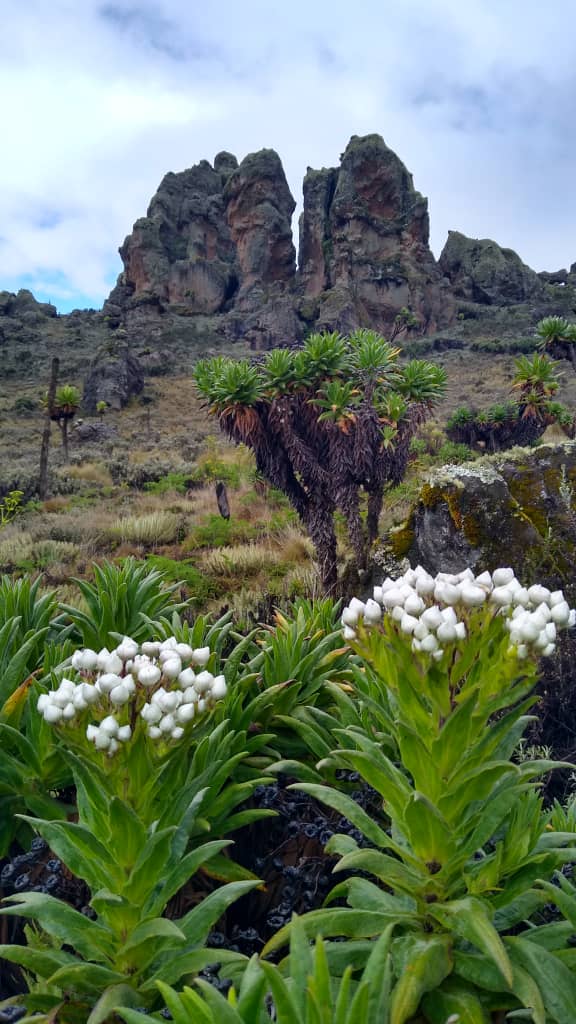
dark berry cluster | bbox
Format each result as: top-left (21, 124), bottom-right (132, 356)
top-left (1, 839), bottom-right (90, 912)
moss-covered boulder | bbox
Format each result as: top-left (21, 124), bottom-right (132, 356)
top-left (390, 442), bottom-right (576, 592)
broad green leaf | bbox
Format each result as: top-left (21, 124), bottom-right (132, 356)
top-left (390, 933), bottom-right (452, 1024)
top-left (506, 937), bottom-right (576, 1024)
top-left (0, 893), bottom-right (113, 962)
top-left (403, 792), bottom-right (454, 865)
top-left (430, 898), bottom-right (513, 986)
top-left (421, 982), bottom-right (489, 1023)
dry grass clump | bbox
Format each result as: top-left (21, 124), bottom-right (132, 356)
top-left (201, 542), bottom-right (275, 577)
top-left (109, 511), bottom-right (184, 547)
top-left (0, 529), bottom-right (35, 571)
top-left (0, 527), bottom-right (80, 572)
top-left (65, 462), bottom-right (113, 486)
top-left (272, 526), bottom-right (315, 563)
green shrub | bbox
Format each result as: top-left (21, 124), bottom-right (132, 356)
top-left (185, 515), bottom-right (258, 550)
top-left (145, 555), bottom-right (218, 609)
top-left (144, 472), bottom-right (191, 495)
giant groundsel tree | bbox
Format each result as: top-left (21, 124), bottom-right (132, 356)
top-left (194, 331), bottom-right (446, 590)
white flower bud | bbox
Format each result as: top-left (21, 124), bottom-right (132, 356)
top-left (175, 643), bottom-right (193, 662)
top-left (400, 613), bottom-right (418, 635)
top-left (211, 675), bottom-right (227, 700)
top-left (37, 694), bottom-right (50, 712)
top-left (569, 610), bottom-right (576, 627)
top-left (108, 738), bottom-right (119, 756)
top-left (343, 625), bottom-right (357, 640)
top-left (141, 702), bottom-right (162, 724)
top-left (475, 571), bottom-right (493, 588)
top-left (373, 586), bottom-right (384, 604)
top-left (142, 641), bottom-right (161, 657)
top-left (115, 637), bottom-right (138, 662)
top-left (148, 726), bottom-right (162, 739)
top-left (435, 582), bottom-right (460, 605)
top-left (404, 593), bottom-right (424, 616)
top-left (342, 607), bottom-right (360, 627)
top-left (491, 587), bottom-right (512, 607)
top-left (110, 684), bottom-right (130, 705)
top-left (71, 650), bottom-right (84, 670)
top-left (177, 703), bottom-right (196, 723)
top-left (513, 587), bottom-right (530, 607)
top-left (516, 644), bottom-right (528, 660)
top-left (182, 686), bottom-right (198, 704)
top-left (519, 619), bottom-right (540, 643)
top-left (197, 699), bottom-right (207, 714)
top-left (545, 622), bottom-right (557, 642)
top-left (102, 653), bottom-right (124, 676)
top-left (535, 602), bottom-right (552, 622)
top-left (432, 648), bottom-right (444, 661)
top-left (390, 605), bottom-right (405, 622)
top-left (550, 601), bottom-right (570, 625)
top-left (455, 622), bottom-right (466, 640)
top-left (441, 607), bottom-right (458, 624)
top-left (382, 588), bottom-right (404, 609)
top-left (170, 727), bottom-right (184, 741)
top-left (460, 585), bottom-right (486, 607)
top-left (542, 643), bottom-right (556, 657)
top-left (158, 690), bottom-right (181, 713)
top-left (413, 619), bottom-right (430, 641)
top-left (97, 672), bottom-right (123, 694)
top-left (99, 715), bottom-right (119, 736)
top-left (178, 667), bottom-right (196, 689)
top-left (159, 714), bottom-right (176, 734)
top-left (437, 622), bottom-right (457, 644)
top-left (96, 647), bottom-right (111, 669)
top-left (162, 657), bottom-right (182, 679)
top-left (160, 637), bottom-right (178, 652)
top-left (192, 646), bottom-right (211, 667)
top-left (72, 693), bottom-right (87, 712)
top-left (62, 702), bottom-right (76, 720)
top-left (493, 568), bottom-right (515, 587)
top-left (117, 725), bottom-right (132, 742)
top-left (363, 598), bottom-right (383, 624)
top-left (528, 584), bottom-right (551, 606)
top-left (138, 665), bottom-right (162, 688)
top-left (82, 683), bottom-right (100, 704)
top-left (94, 729), bottom-right (111, 750)
top-left (194, 671), bottom-right (214, 694)
top-left (549, 591), bottom-right (565, 607)
top-left (86, 724), bottom-right (98, 741)
top-left (421, 634), bottom-right (439, 653)
top-left (421, 606), bottom-right (443, 630)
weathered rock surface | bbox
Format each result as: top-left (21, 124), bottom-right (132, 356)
top-left (104, 147), bottom-right (300, 349)
top-left (82, 342), bottom-right (144, 412)
top-left (299, 135), bottom-right (454, 334)
top-left (439, 230), bottom-right (545, 306)
top-left (389, 442), bottom-right (576, 583)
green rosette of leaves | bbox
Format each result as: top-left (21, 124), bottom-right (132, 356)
top-left (265, 570), bottom-right (576, 1024)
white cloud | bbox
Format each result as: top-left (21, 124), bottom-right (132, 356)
top-left (1, 0), bottom-right (575, 310)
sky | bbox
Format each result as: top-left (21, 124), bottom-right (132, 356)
top-left (1, 0), bottom-right (575, 313)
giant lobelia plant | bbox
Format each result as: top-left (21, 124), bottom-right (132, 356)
top-left (194, 331), bottom-right (446, 590)
top-left (265, 566), bottom-right (576, 1023)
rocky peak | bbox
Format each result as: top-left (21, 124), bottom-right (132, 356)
top-left (439, 230), bottom-right (545, 306)
top-left (297, 134), bottom-right (453, 334)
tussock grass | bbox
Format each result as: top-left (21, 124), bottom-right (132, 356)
top-left (66, 462), bottom-right (113, 486)
top-left (110, 511), bottom-right (183, 547)
top-left (201, 541), bottom-right (276, 577)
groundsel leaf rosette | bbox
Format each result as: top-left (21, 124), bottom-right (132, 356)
top-left (38, 636), bottom-right (228, 755)
top-left (342, 565), bottom-right (575, 660)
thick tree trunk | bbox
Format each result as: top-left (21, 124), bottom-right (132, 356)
top-left (367, 485), bottom-right (384, 544)
top-left (338, 486), bottom-right (367, 568)
top-left (303, 502), bottom-right (338, 593)
top-left (38, 357), bottom-right (59, 500)
top-left (60, 419), bottom-right (69, 462)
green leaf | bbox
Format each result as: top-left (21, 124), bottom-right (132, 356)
top-left (0, 893), bottom-right (113, 962)
top-left (122, 917), bottom-right (186, 957)
top-left (506, 936), bottom-right (576, 1024)
top-left (87, 985), bottom-right (145, 1024)
top-left (47, 963), bottom-right (127, 995)
top-left (0, 944), bottom-right (77, 979)
top-left (17, 816), bottom-right (120, 891)
top-left (402, 792), bottom-right (454, 865)
top-left (421, 982), bottom-right (489, 1023)
top-left (390, 933), bottom-right (452, 1024)
top-left (262, 910), bottom-right (399, 957)
top-left (430, 898), bottom-right (513, 986)
top-left (291, 783), bottom-right (392, 849)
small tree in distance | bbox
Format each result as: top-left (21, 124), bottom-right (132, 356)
top-left (537, 316), bottom-right (576, 370)
top-left (50, 385), bottom-right (81, 462)
top-left (194, 330), bottom-right (447, 591)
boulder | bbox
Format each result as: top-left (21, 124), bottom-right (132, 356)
top-left (439, 230), bottom-right (545, 305)
top-left (388, 442), bottom-right (576, 586)
top-left (82, 343), bottom-right (144, 412)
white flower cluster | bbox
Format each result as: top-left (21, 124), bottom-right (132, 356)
top-left (342, 566), bottom-right (576, 660)
top-left (37, 635), bottom-right (227, 754)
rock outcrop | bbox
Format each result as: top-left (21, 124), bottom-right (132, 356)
top-left (82, 341), bottom-right (144, 412)
top-left (388, 442), bottom-right (576, 584)
top-left (298, 135), bottom-right (454, 334)
top-left (439, 231), bottom-right (545, 306)
top-left (104, 147), bottom-right (301, 349)
top-left (104, 134), bottom-right (455, 349)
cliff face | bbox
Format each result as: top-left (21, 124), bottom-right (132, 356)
top-left (298, 135), bottom-right (453, 333)
top-left (95, 134), bottom-right (576, 356)
top-left (103, 134), bottom-right (455, 348)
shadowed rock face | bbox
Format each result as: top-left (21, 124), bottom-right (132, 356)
top-left (439, 230), bottom-right (545, 305)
